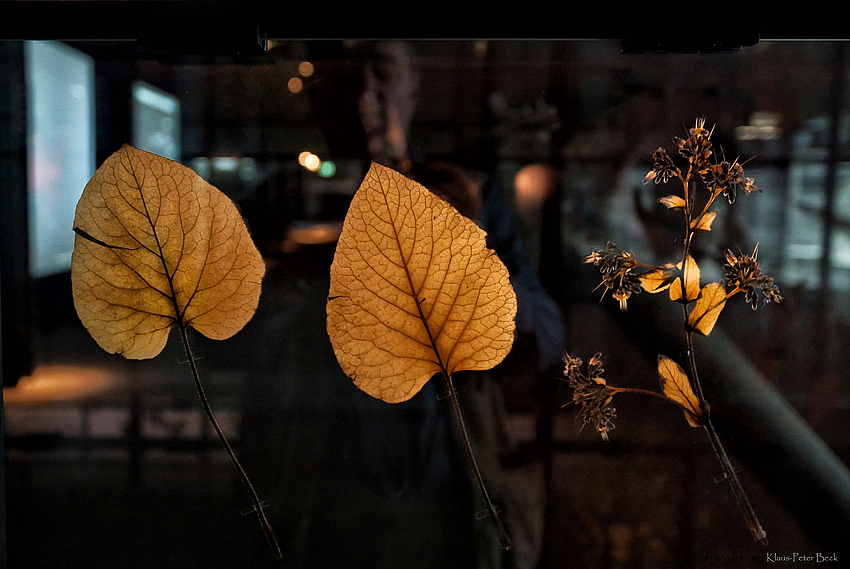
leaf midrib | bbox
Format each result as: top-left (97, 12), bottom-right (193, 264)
top-left (126, 155), bottom-right (184, 328)
top-left (380, 180), bottom-right (449, 377)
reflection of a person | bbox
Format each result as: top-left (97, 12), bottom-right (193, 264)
top-left (240, 41), bottom-right (565, 569)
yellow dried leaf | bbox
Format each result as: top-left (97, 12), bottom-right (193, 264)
top-left (71, 145), bottom-right (265, 359)
top-left (639, 263), bottom-right (677, 294)
top-left (691, 210), bottom-right (717, 232)
top-left (688, 281), bottom-right (727, 336)
top-left (657, 355), bottom-right (702, 427)
top-left (669, 279), bottom-right (682, 302)
top-left (659, 195), bottom-right (687, 210)
top-left (668, 256), bottom-right (700, 303)
top-left (327, 163), bottom-right (517, 403)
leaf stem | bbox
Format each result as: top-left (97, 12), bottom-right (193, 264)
top-left (177, 323), bottom-right (283, 559)
top-left (608, 386), bottom-right (692, 411)
top-left (410, 289), bottom-right (512, 550)
top-left (443, 371), bottom-right (513, 551)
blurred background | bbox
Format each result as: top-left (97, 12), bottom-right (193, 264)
top-left (2, 7), bottom-right (849, 568)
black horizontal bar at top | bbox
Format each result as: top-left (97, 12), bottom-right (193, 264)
top-left (2, 3), bottom-right (833, 47)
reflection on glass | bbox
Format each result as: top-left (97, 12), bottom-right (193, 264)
top-left (24, 40), bottom-right (95, 278)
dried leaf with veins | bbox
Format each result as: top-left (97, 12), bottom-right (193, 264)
top-left (657, 355), bottom-right (702, 427)
top-left (659, 195), bottom-right (686, 210)
top-left (327, 162), bottom-right (517, 403)
top-left (691, 210), bottom-right (718, 232)
top-left (639, 263), bottom-right (678, 294)
top-left (327, 162), bottom-right (517, 550)
top-left (71, 144), bottom-right (265, 359)
top-left (669, 255), bottom-right (701, 303)
top-left (688, 281), bottom-right (727, 336)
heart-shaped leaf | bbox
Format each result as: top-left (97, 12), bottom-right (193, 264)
top-left (326, 162), bottom-right (517, 403)
top-left (71, 145), bottom-right (265, 359)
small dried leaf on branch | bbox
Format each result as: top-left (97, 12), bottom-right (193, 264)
top-left (687, 282), bottom-right (728, 336)
top-left (657, 355), bottom-right (702, 427)
top-left (639, 264), bottom-right (678, 294)
top-left (659, 195), bottom-right (687, 210)
top-left (691, 210), bottom-right (718, 233)
top-left (669, 256), bottom-right (701, 303)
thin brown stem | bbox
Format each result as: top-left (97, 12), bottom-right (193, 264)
top-left (684, 332), bottom-right (766, 543)
top-left (177, 323), bottom-right (283, 560)
top-left (608, 386), bottom-right (690, 409)
top-left (443, 371), bottom-right (513, 551)
top-left (410, 287), bottom-right (512, 550)
top-left (703, 416), bottom-right (769, 545)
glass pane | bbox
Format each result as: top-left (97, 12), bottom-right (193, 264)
top-left (3, 30), bottom-right (849, 569)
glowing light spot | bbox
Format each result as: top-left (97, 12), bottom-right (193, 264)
top-left (318, 160), bottom-right (336, 177)
top-left (514, 163), bottom-right (560, 213)
top-left (4, 365), bottom-right (118, 404)
top-left (288, 77), bottom-right (303, 93)
top-left (211, 156), bottom-right (239, 172)
top-left (298, 61), bottom-right (314, 77)
top-left (297, 152), bottom-right (321, 172)
top-left (287, 221), bottom-right (343, 245)
top-left (304, 155), bottom-right (320, 172)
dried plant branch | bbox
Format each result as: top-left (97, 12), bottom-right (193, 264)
top-left (570, 118), bottom-right (782, 546)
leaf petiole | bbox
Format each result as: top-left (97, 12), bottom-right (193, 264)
top-left (443, 371), bottom-right (513, 551)
top-left (177, 322), bottom-right (283, 560)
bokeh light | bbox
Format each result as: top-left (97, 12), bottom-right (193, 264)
top-left (318, 160), bottom-right (336, 177)
top-left (298, 61), bottom-right (314, 77)
top-left (298, 151), bottom-right (320, 172)
top-left (514, 163), bottom-right (559, 213)
top-left (288, 77), bottom-right (303, 93)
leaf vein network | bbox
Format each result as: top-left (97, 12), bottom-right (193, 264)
top-left (351, 303), bottom-right (431, 349)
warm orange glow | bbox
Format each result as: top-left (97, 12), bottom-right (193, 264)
top-left (514, 163), bottom-right (559, 213)
top-left (304, 154), bottom-right (320, 172)
top-left (288, 77), bottom-right (303, 93)
top-left (298, 61), bottom-right (314, 77)
top-left (4, 365), bottom-right (119, 404)
top-left (287, 221), bottom-right (343, 245)
top-left (298, 151), bottom-right (321, 172)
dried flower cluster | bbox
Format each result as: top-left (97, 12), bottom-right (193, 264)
top-left (646, 118), bottom-right (760, 204)
top-left (585, 118), bottom-right (781, 314)
top-left (563, 353), bottom-right (616, 441)
top-left (585, 243), bottom-right (646, 311)
top-left (724, 245), bottom-right (785, 309)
